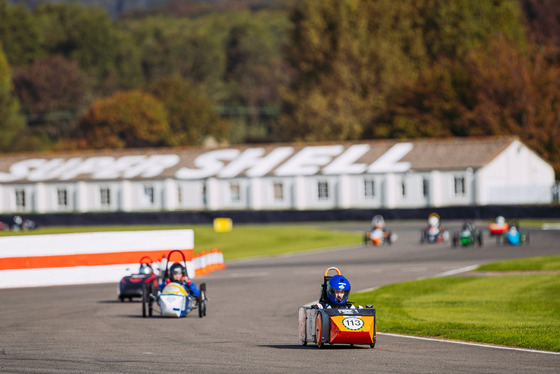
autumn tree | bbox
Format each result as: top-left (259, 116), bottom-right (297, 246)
top-left (147, 76), bottom-right (229, 146)
top-left (278, 0), bottom-right (528, 142)
top-left (462, 38), bottom-right (560, 175)
top-left (70, 90), bottom-right (169, 149)
top-left (13, 55), bottom-right (92, 116)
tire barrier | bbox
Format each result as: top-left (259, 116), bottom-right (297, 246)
top-left (193, 248), bottom-right (226, 277)
top-left (0, 230), bottom-right (194, 289)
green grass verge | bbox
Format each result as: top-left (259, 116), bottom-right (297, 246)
top-left (477, 255), bottom-right (560, 272)
top-left (0, 224), bottom-right (362, 261)
top-left (351, 256), bottom-right (560, 352)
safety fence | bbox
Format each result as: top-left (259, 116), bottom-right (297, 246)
top-left (0, 229), bottom-right (225, 289)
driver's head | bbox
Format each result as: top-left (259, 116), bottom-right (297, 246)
top-left (139, 263), bottom-right (152, 275)
top-left (169, 263), bottom-right (185, 282)
top-left (326, 274), bottom-right (351, 306)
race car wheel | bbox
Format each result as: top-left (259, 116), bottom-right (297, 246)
top-left (315, 314), bottom-right (323, 349)
top-left (147, 284), bottom-right (153, 317)
top-left (142, 284), bottom-right (147, 318)
top-left (198, 283), bottom-right (207, 318)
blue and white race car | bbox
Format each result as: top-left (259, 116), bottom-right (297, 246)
top-left (142, 250), bottom-right (207, 318)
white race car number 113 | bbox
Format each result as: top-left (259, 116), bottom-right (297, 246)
top-left (342, 317), bottom-right (364, 330)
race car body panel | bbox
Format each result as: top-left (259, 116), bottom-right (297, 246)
top-left (118, 273), bottom-right (158, 300)
top-left (299, 306), bottom-right (376, 347)
top-left (489, 222), bottom-right (509, 235)
top-left (159, 283), bottom-right (192, 317)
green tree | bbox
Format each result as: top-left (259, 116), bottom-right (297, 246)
top-left (278, 0), bottom-right (427, 141)
top-left (0, 42), bottom-right (26, 152)
top-left (34, 3), bottom-right (119, 87)
top-left (148, 76), bottom-right (229, 146)
top-left (119, 15), bottom-right (227, 96)
top-left (0, 0), bottom-right (43, 67)
top-left (70, 90), bottom-right (169, 149)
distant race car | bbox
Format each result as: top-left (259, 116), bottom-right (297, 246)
top-left (452, 221), bottom-right (483, 247)
top-left (496, 222), bottom-right (530, 246)
top-left (419, 213), bottom-right (449, 244)
top-left (488, 216), bottom-right (509, 236)
top-left (364, 215), bottom-right (396, 246)
top-left (0, 221), bottom-right (9, 231)
top-left (298, 267), bottom-right (376, 348)
top-left (10, 215), bottom-right (38, 231)
top-left (142, 250), bottom-right (207, 318)
top-left (118, 256), bottom-right (160, 302)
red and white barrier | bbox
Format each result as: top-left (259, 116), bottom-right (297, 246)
top-left (0, 230), bottom-right (225, 289)
top-left (193, 248), bottom-right (227, 277)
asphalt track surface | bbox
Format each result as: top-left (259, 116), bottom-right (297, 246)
top-left (1, 221), bottom-right (559, 373)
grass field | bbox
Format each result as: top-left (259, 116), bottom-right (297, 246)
top-left (352, 255), bottom-right (560, 352)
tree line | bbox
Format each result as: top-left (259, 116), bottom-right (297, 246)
top-left (1, 0), bottom-right (559, 176)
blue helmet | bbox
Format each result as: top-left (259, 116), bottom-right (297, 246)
top-left (326, 274), bottom-right (351, 305)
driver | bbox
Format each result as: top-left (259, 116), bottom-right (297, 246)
top-left (317, 274), bottom-right (354, 309)
top-left (161, 262), bottom-right (200, 297)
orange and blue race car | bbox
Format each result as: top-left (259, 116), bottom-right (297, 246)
top-left (298, 267), bottom-right (376, 348)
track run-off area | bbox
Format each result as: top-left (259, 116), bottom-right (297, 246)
top-left (0, 221), bottom-right (559, 373)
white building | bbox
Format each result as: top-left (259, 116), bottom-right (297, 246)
top-left (0, 136), bottom-right (555, 214)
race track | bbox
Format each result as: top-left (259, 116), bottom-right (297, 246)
top-left (1, 221), bottom-right (559, 373)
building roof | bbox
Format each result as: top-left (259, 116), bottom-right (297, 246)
top-left (0, 136), bottom-right (519, 183)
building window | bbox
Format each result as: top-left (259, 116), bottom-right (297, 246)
top-left (317, 181), bottom-right (329, 200)
top-left (100, 187), bottom-right (111, 207)
top-left (202, 183), bottom-right (207, 206)
top-left (364, 179), bottom-right (375, 198)
top-left (401, 179), bottom-right (406, 197)
top-left (422, 178), bottom-right (429, 197)
top-left (273, 182), bottom-right (284, 201)
top-left (454, 176), bottom-right (465, 196)
top-left (144, 185), bottom-right (154, 204)
top-left (15, 189), bottom-right (26, 209)
top-left (230, 182), bottom-right (240, 202)
top-left (57, 188), bottom-right (68, 208)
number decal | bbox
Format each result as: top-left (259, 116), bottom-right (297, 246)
top-left (342, 317), bottom-right (364, 330)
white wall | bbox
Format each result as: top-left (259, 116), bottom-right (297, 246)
top-left (477, 140), bottom-right (554, 204)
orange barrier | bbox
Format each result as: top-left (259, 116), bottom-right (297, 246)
top-left (193, 248), bottom-right (226, 277)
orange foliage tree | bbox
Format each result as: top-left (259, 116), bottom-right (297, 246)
top-left (70, 90), bottom-right (170, 149)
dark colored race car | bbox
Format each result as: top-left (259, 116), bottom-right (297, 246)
top-left (118, 256), bottom-right (160, 302)
top-left (452, 221), bottom-right (483, 248)
top-left (419, 213), bottom-right (449, 244)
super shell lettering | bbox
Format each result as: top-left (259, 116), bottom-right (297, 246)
top-left (342, 317), bottom-right (364, 330)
